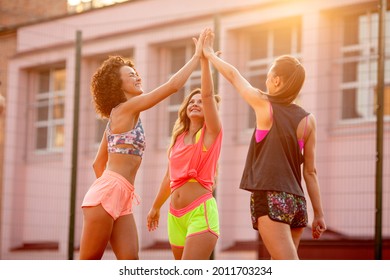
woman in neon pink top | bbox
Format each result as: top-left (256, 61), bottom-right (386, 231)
top-left (147, 53), bottom-right (223, 260)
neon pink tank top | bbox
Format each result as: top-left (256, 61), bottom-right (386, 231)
top-left (169, 125), bottom-right (223, 193)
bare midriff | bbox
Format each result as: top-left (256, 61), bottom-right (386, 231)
top-left (170, 182), bottom-right (211, 209)
top-left (106, 153), bottom-right (142, 185)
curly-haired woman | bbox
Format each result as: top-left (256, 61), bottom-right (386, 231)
top-left (79, 29), bottom-right (206, 260)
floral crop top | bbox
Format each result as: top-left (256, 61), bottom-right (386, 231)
top-left (106, 118), bottom-right (146, 157)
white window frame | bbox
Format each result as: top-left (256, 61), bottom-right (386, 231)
top-left (33, 68), bottom-right (66, 154)
top-left (244, 18), bottom-right (302, 131)
top-left (165, 42), bottom-right (201, 138)
top-left (339, 10), bottom-right (390, 123)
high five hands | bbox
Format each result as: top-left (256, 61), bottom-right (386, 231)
top-left (202, 27), bottom-right (221, 58)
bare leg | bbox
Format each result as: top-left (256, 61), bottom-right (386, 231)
top-left (110, 213), bottom-right (139, 260)
top-left (79, 205), bottom-right (113, 260)
top-left (181, 232), bottom-right (218, 260)
top-left (257, 215), bottom-right (299, 260)
top-left (171, 246), bottom-right (184, 260)
top-left (291, 227), bottom-right (305, 251)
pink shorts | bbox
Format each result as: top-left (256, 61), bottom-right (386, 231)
top-left (81, 170), bottom-right (140, 220)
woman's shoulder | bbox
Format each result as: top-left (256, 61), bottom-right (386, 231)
top-left (272, 102), bottom-right (308, 113)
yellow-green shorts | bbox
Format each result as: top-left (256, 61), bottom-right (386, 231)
top-left (168, 192), bottom-right (219, 248)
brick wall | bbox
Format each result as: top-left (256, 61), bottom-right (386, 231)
top-left (0, 0), bottom-right (68, 27)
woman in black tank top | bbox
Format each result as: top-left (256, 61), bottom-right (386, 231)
top-left (203, 28), bottom-right (326, 260)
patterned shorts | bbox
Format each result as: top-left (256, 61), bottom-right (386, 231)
top-left (250, 191), bottom-right (308, 230)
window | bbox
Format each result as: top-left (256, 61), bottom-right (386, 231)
top-left (244, 17), bottom-right (302, 128)
top-left (34, 68), bottom-right (66, 152)
top-left (340, 11), bottom-right (390, 120)
top-left (166, 43), bottom-right (201, 135)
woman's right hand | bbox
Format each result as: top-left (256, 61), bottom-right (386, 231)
top-left (147, 207), bottom-right (160, 232)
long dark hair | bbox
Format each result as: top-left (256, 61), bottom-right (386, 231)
top-left (266, 55), bottom-right (305, 105)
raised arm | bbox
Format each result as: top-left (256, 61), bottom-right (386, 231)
top-left (201, 57), bottom-right (221, 141)
top-left (203, 28), bottom-right (267, 110)
top-left (302, 115), bottom-right (326, 239)
top-left (125, 29), bottom-right (207, 114)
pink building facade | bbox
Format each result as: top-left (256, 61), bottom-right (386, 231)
top-left (1, 0), bottom-right (389, 259)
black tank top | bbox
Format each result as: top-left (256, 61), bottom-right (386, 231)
top-left (239, 102), bottom-right (309, 196)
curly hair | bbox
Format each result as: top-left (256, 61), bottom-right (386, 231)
top-left (168, 88), bottom-right (221, 152)
top-left (91, 56), bottom-right (135, 118)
